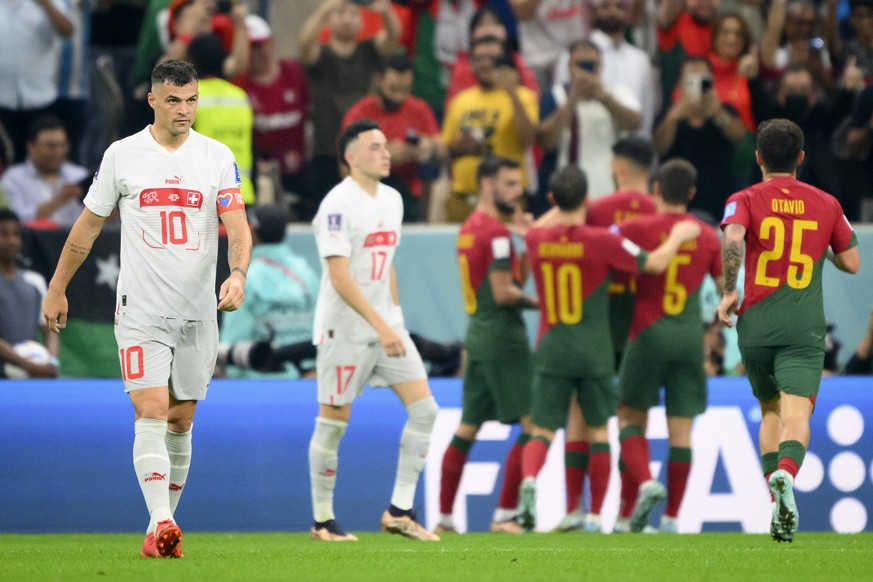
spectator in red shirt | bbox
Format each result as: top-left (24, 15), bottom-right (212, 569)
top-left (709, 13), bottom-right (756, 132)
top-left (342, 54), bottom-right (444, 223)
top-left (235, 15), bottom-right (311, 219)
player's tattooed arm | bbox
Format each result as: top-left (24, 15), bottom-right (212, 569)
top-left (218, 209), bottom-right (252, 311)
top-left (721, 224), bottom-right (746, 292)
top-left (64, 241), bottom-right (92, 257)
top-left (43, 209), bottom-right (107, 332)
top-left (228, 237), bottom-right (249, 273)
top-left (716, 223), bottom-right (745, 327)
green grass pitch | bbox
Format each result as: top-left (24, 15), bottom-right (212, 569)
top-left (2, 532), bottom-right (871, 581)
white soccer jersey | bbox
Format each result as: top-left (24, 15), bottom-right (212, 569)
top-left (312, 176), bottom-right (405, 344)
top-left (84, 127), bottom-right (245, 321)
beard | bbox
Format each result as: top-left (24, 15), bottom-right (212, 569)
top-left (378, 92), bottom-right (404, 113)
top-left (495, 197), bottom-right (517, 215)
top-left (594, 16), bottom-right (625, 34)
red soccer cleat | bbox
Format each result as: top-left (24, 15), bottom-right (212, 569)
top-left (140, 532), bottom-right (160, 558)
top-left (154, 519), bottom-right (183, 558)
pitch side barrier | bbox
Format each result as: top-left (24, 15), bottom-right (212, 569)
top-left (21, 226), bottom-right (873, 377)
top-left (1, 377), bottom-right (870, 533)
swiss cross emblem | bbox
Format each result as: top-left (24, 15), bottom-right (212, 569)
top-left (187, 192), bottom-right (201, 206)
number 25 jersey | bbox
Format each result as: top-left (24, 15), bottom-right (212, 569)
top-left (84, 127), bottom-right (244, 321)
top-left (721, 176), bottom-right (857, 348)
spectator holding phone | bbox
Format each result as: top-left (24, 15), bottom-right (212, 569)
top-left (653, 57), bottom-right (747, 222)
top-left (537, 39), bottom-right (642, 202)
top-left (0, 116), bottom-right (89, 228)
top-left (826, 0), bottom-right (873, 82)
top-left (442, 36), bottom-right (539, 222)
top-left (761, 0), bottom-right (834, 95)
top-left (342, 54), bottom-right (445, 223)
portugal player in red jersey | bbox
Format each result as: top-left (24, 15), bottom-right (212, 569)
top-left (517, 165), bottom-right (700, 532)
top-left (614, 159), bottom-right (722, 534)
top-left (718, 119), bottom-right (860, 542)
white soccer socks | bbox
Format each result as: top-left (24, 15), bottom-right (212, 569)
top-left (133, 418), bottom-right (172, 533)
top-left (165, 426), bottom-right (192, 514)
top-left (391, 396), bottom-right (438, 510)
top-left (309, 417), bottom-right (348, 522)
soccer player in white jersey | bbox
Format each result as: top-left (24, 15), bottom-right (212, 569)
top-left (308, 119), bottom-right (440, 542)
top-left (41, 60), bottom-right (252, 559)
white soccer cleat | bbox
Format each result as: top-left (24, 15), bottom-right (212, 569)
top-left (613, 517), bottom-right (631, 534)
top-left (553, 508), bottom-right (585, 532)
top-left (583, 513), bottom-right (602, 533)
top-left (660, 516), bottom-right (678, 533)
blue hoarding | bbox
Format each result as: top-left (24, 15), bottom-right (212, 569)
top-left (1, 377), bottom-right (871, 533)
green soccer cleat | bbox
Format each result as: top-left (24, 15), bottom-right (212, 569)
top-left (630, 480), bottom-right (667, 533)
top-left (518, 477), bottom-right (537, 532)
top-left (769, 470), bottom-right (798, 543)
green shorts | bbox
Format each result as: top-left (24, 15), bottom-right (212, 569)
top-left (618, 340), bottom-right (707, 418)
top-left (531, 371), bottom-right (617, 431)
top-left (461, 352), bottom-right (532, 425)
top-left (740, 344), bottom-right (824, 403)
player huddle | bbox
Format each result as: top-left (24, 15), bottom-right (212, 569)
top-left (41, 57), bottom-right (858, 557)
top-left (435, 119), bottom-right (857, 543)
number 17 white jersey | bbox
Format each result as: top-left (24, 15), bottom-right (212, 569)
top-left (84, 127), bottom-right (245, 321)
top-left (312, 177), bottom-right (405, 344)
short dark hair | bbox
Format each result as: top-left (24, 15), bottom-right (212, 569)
top-left (756, 118), bottom-right (804, 173)
top-left (469, 6), bottom-right (505, 40)
top-left (476, 156), bottom-right (519, 184)
top-left (568, 39), bottom-right (602, 56)
top-left (0, 208), bottom-right (21, 225)
top-left (681, 55), bottom-right (713, 72)
top-left (378, 53), bottom-right (413, 74)
top-left (186, 33), bottom-right (227, 78)
top-left (611, 137), bottom-right (653, 171)
top-left (549, 165), bottom-right (588, 211)
top-left (26, 115), bottom-right (67, 144)
top-left (654, 159), bottom-right (697, 206)
top-left (151, 59), bottom-right (198, 88)
top-left (337, 118), bottom-right (381, 168)
top-left (250, 203), bottom-right (289, 244)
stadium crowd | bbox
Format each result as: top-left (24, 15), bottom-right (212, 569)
top-left (0, 0), bottom-right (872, 224)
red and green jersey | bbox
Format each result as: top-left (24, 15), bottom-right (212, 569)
top-left (721, 177), bottom-right (858, 348)
top-left (587, 190), bottom-right (656, 294)
top-left (458, 210), bottom-right (528, 360)
top-left (587, 190), bottom-right (656, 228)
top-left (525, 224), bottom-right (648, 376)
top-left (619, 213), bottom-right (722, 341)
